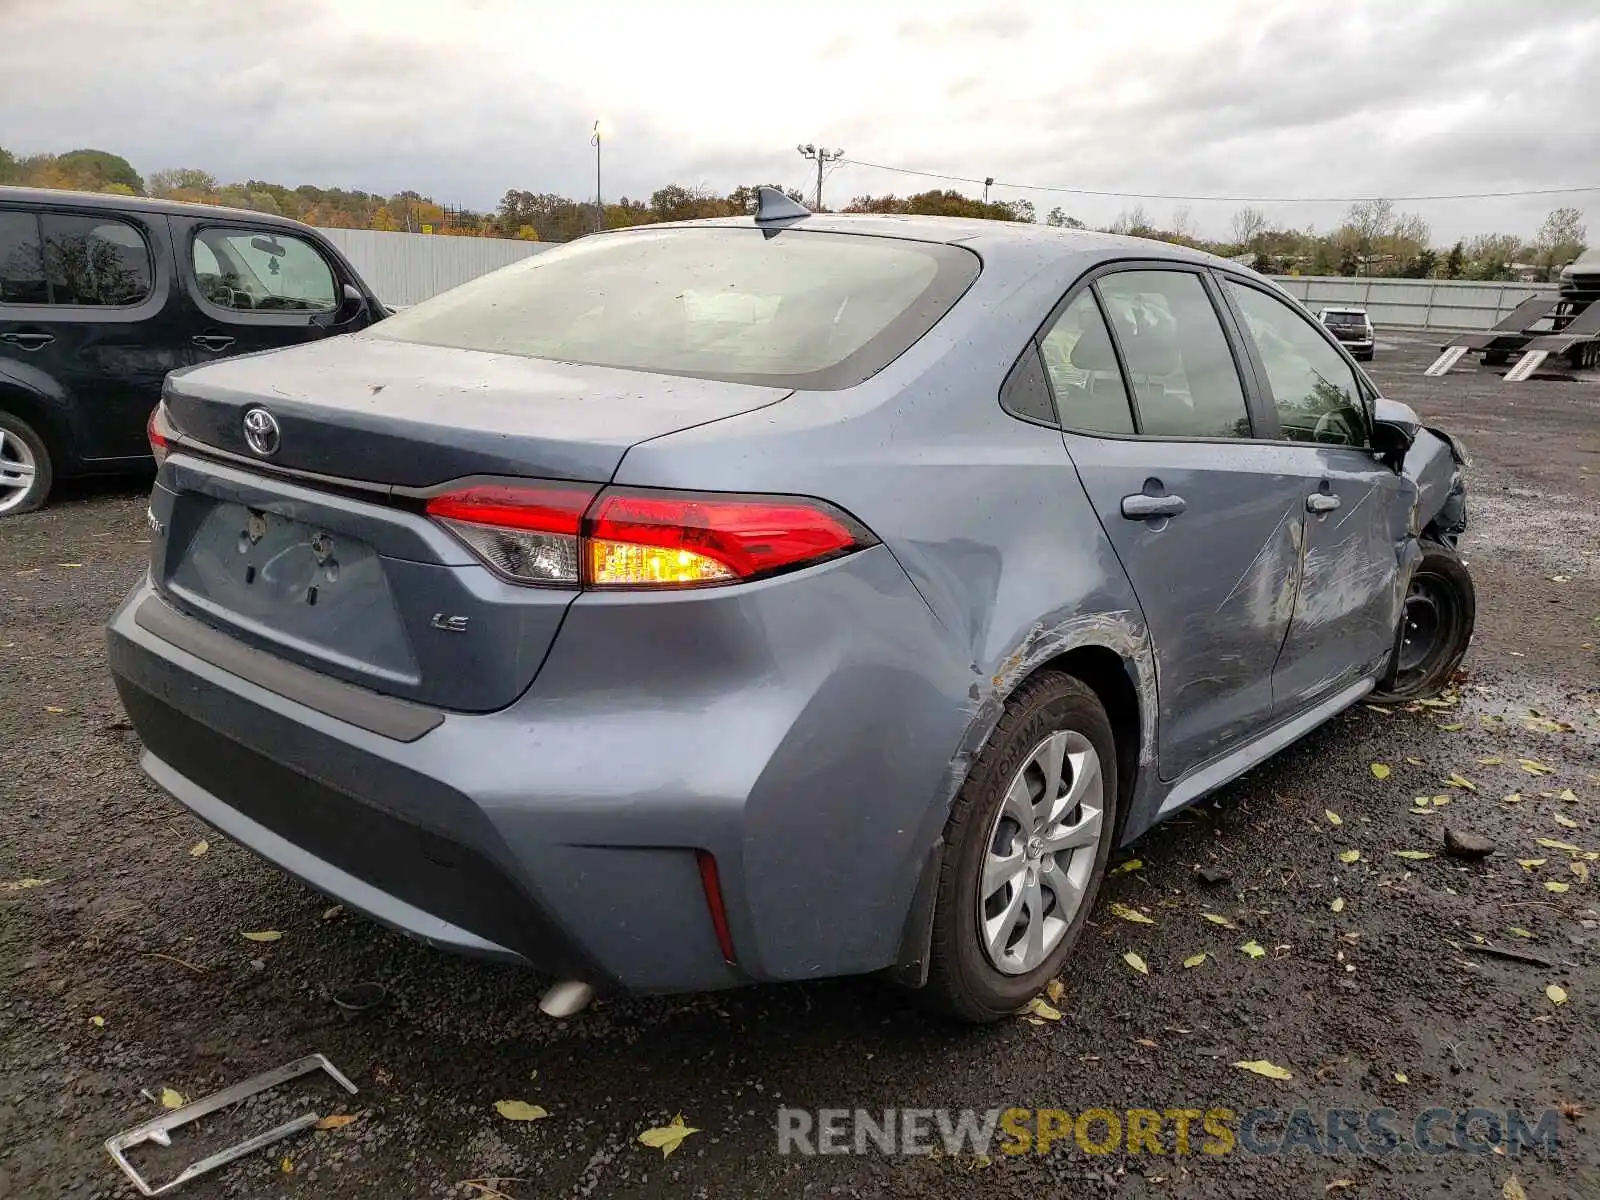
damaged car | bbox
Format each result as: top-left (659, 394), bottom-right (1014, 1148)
top-left (108, 190), bottom-right (1473, 1024)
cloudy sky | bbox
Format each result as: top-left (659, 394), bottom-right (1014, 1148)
top-left (3, 0), bottom-right (1597, 241)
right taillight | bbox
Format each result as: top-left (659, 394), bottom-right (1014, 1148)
top-left (424, 482), bottom-right (875, 590)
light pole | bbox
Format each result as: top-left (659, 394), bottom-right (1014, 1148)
top-left (591, 120), bottom-right (604, 233)
top-left (984, 177), bottom-right (994, 204)
top-left (796, 143), bottom-right (844, 211)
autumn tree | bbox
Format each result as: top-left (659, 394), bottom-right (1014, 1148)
top-left (1532, 206), bottom-right (1586, 280)
top-left (55, 148), bottom-right (144, 194)
top-left (1045, 207), bottom-right (1085, 228)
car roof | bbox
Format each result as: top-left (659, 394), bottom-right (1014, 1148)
top-left (0, 185), bottom-right (319, 231)
top-left (621, 211), bottom-right (1249, 273)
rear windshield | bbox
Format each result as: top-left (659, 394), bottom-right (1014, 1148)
top-left (369, 227), bottom-right (979, 389)
top-left (1322, 311), bottom-right (1367, 325)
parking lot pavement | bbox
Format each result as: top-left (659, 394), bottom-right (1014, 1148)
top-left (2, 339), bottom-right (1596, 1200)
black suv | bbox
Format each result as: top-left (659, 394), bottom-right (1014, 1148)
top-left (0, 188), bottom-right (385, 515)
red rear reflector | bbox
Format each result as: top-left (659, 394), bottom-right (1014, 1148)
top-left (695, 850), bottom-right (736, 964)
top-left (585, 489), bottom-right (870, 588)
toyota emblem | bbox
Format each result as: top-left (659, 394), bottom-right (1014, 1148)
top-left (242, 407), bottom-right (281, 457)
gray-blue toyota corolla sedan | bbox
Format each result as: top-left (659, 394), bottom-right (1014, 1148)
top-left (108, 191), bottom-right (1472, 1022)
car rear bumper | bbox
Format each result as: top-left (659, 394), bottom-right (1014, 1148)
top-left (107, 548), bottom-right (971, 991)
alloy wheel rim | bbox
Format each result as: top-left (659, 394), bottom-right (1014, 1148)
top-left (0, 430), bottom-right (38, 515)
top-left (976, 729), bottom-right (1104, 975)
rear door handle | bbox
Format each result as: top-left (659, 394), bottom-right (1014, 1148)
top-left (192, 334), bottom-right (235, 352)
top-left (1306, 492), bottom-right (1341, 514)
top-left (1, 332), bottom-right (54, 350)
top-left (1121, 493), bottom-right (1187, 520)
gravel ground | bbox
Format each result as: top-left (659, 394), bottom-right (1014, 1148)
top-left (2, 338), bottom-right (1597, 1200)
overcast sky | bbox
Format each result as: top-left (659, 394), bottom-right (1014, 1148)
top-left (3, 0), bottom-right (1597, 242)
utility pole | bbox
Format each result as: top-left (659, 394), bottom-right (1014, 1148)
top-left (984, 177), bottom-right (994, 204)
top-left (591, 120), bottom-right (604, 233)
top-left (796, 144), bottom-right (844, 211)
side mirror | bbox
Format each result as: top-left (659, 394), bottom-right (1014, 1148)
top-left (337, 282), bottom-right (367, 320)
top-left (1370, 418), bottom-right (1414, 455)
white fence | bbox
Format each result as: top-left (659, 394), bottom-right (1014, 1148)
top-left (1268, 276), bottom-right (1557, 332)
top-left (320, 228), bottom-right (549, 307)
top-left (321, 229), bottom-right (1554, 332)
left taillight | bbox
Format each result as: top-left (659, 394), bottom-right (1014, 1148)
top-left (424, 481), bottom-right (875, 590)
top-left (147, 405), bottom-right (178, 465)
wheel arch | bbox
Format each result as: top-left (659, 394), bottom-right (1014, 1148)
top-left (0, 380), bottom-right (74, 475)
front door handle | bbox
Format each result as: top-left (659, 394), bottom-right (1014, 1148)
top-left (1121, 493), bottom-right (1187, 520)
top-left (192, 334), bottom-right (235, 352)
top-left (1306, 492), bottom-right (1341, 514)
top-left (0, 331), bottom-right (54, 350)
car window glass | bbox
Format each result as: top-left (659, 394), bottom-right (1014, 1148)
top-left (194, 228), bottom-right (337, 313)
top-left (0, 211), bottom-right (48, 305)
top-left (1039, 291), bottom-right (1135, 434)
top-left (1228, 283), bottom-right (1367, 446)
top-left (1097, 271), bottom-right (1251, 438)
top-left (38, 213), bottom-right (153, 306)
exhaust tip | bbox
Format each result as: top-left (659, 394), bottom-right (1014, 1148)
top-left (537, 980), bottom-right (595, 1018)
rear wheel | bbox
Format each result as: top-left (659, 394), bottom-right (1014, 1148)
top-left (920, 672), bottom-right (1118, 1023)
top-left (0, 411), bottom-right (52, 516)
top-left (1371, 541), bottom-right (1475, 701)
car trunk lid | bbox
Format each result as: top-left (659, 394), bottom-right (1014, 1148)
top-left (152, 337), bottom-right (790, 712)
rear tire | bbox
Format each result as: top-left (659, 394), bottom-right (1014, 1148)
top-left (919, 672), bottom-right (1119, 1023)
top-left (1371, 540), bottom-right (1475, 702)
top-left (0, 411), bottom-right (52, 516)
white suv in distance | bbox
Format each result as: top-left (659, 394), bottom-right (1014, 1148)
top-left (1318, 307), bottom-right (1375, 361)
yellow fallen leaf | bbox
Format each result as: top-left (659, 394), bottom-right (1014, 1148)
top-left (638, 1113), bottom-right (700, 1157)
top-left (1110, 902), bottom-right (1156, 925)
top-left (1503, 793), bottom-right (1524, 804)
top-left (1574, 862), bottom-right (1590, 883)
top-left (1440, 722), bottom-right (1465, 732)
top-left (315, 1113), bottom-right (358, 1131)
top-left (1520, 759), bottom-right (1554, 776)
top-left (1505, 1174), bottom-right (1528, 1200)
top-left (44, 706), bottom-right (66, 714)
top-left (1111, 859), bottom-right (1142, 875)
top-left (1371, 763), bottom-right (1391, 780)
top-left (322, 905), bottom-right (343, 920)
top-left (494, 1099), bottom-right (549, 1121)
top-left (1338, 849), bottom-right (1361, 864)
top-left (189, 841), bottom-right (208, 857)
top-left (1545, 882), bottom-right (1570, 894)
top-left (1546, 984), bottom-right (1568, 1005)
top-left (90, 1015), bottom-right (105, 1028)
top-left (1537, 839), bottom-right (1583, 852)
top-left (1517, 859), bottom-right (1546, 870)
top-left (1183, 953), bottom-right (1207, 968)
top-left (1431, 795), bottom-right (1452, 806)
top-left (1555, 788), bottom-right (1578, 802)
top-left (1555, 815), bottom-right (1579, 829)
top-left (1325, 810), bottom-right (1343, 826)
top-left (58, 562), bottom-right (83, 568)
top-left (1240, 940), bottom-right (1266, 958)
top-left (1478, 757), bottom-right (1504, 765)
top-left (1024, 996), bottom-right (1062, 1021)
top-left (3, 878), bottom-right (52, 891)
top-left (1395, 1073), bottom-right (1409, 1084)
top-left (1202, 913), bottom-right (1236, 928)
top-left (1405, 756), bottom-right (1424, 765)
top-left (1508, 927), bottom-right (1533, 938)
top-left (1331, 898), bottom-right (1345, 913)
top-left (161, 1088), bottom-right (186, 1109)
top-left (1233, 1059), bottom-right (1292, 1081)
top-left (1396, 850), bottom-right (1434, 861)
top-left (1123, 951), bottom-right (1149, 975)
top-left (241, 930), bottom-right (283, 942)
top-left (280, 1155), bottom-right (293, 1174)
top-left (1446, 773), bottom-right (1477, 791)
top-left (1046, 978), bottom-right (1065, 1003)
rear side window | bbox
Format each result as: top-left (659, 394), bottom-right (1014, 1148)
top-left (0, 211), bottom-right (47, 304)
top-left (370, 228), bottom-right (980, 389)
top-left (193, 228), bottom-right (338, 313)
top-left (1097, 271), bottom-right (1252, 439)
top-left (1039, 291), bottom-right (1135, 434)
top-left (40, 213), bottom-right (153, 306)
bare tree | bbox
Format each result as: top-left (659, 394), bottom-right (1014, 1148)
top-left (1230, 206), bottom-right (1267, 248)
top-left (1534, 206), bottom-right (1587, 279)
top-left (1170, 206), bottom-right (1194, 240)
top-left (1110, 205), bottom-right (1151, 236)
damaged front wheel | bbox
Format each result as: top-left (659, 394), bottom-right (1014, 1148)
top-left (1371, 540), bottom-right (1476, 701)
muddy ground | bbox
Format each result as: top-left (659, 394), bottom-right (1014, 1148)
top-left (1, 337), bottom-right (1596, 1199)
